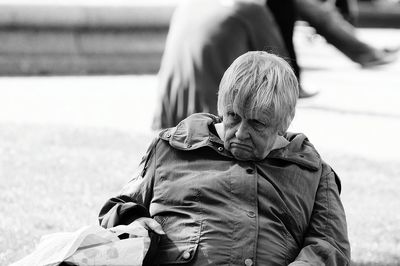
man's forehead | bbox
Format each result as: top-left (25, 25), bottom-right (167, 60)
top-left (226, 105), bottom-right (274, 120)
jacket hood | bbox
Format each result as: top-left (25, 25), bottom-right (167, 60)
top-left (159, 113), bottom-right (321, 171)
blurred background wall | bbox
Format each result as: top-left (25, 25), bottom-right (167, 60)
top-left (0, 0), bottom-right (399, 76)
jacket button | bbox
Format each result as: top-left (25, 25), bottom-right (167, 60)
top-left (244, 258), bottom-right (253, 266)
top-left (247, 211), bottom-right (256, 218)
top-left (166, 133), bottom-right (171, 138)
top-left (246, 168), bottom-right (254, 174)
top-left (182, 251), bottom-right (191, 260)
top-left (217, 146), bottom-right (224, 152)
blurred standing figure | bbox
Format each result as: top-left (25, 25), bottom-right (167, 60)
top-left (296, 0), bottom-right (399, 67)
top-left (153, 0), bottom-right (304, 130)
top-left (320, 0), bottom-right (359, 24)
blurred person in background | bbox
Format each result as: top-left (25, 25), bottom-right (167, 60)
top-left (152, 0), bottom-right (314, 130)
top-left (153, 0), bottom-right (399, 130)
top-left (100, 51), bottom-right (351, 265)
top-left (296, 0), bottom-right (399, 68)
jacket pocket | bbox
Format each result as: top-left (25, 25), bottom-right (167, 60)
top-left (282, 223), bottom-right (300, 264)
top-left (153, 238), bottom-right (198, 265)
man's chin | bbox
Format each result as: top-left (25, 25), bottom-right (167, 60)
top-left (231, 149), bottom-right (253, 161)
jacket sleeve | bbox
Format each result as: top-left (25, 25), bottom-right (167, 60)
top-left (98, 137), bottom-right (159, 228)
top-left (289, 165), bottom-right (351, 266)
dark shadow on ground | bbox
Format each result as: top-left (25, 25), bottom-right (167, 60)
top-left (300, 66), bottom-right (334, 71)
top-left (357, 1), bottom-right (400, 28)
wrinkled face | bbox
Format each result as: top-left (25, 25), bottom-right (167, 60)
top-left (222, 108), bottom-right (279, 161)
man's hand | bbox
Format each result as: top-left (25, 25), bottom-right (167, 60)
top-left (132, 217), bottom-right (166, 235)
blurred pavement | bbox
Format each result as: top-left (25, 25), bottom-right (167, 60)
top-left (0, 27), bottom-right (399, 163)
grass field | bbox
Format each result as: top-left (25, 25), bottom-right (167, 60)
top-left (1, 122), bottom-right (399, 265)
top-left (0, 123), bottom-right (152, 265)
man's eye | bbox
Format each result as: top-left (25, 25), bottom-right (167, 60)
top-left (226, 112), bottom-right (241, 123)
top-left (251, 120), bottom-right (266, 129)
top-left (227, 112), bottom-right (238, 119)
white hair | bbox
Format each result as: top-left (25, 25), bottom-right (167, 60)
top-left (217, 51), bottom-right (299, 134)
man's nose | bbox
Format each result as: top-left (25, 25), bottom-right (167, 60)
top-left (235, 122), bottom-right (250, 140)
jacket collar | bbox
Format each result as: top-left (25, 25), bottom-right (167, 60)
top-left (159, 113), bottom-right (222, 149)
top-left (268, 133), bottom-right (321, 171)
top-left (159, 113), bottom-right (321, 171)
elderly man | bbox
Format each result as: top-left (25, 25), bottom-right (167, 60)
top-left (99, 51), bottom-right (350, 265)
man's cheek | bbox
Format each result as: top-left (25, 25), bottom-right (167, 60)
top-left (224, 129), bottom-right (234, 141)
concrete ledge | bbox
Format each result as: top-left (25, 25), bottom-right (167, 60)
top-left (0, 53), bottom-right (163, 75)
top-left (0, 3), bottom-right (174, 75)
top-left (0, 28), bottom-right (167, 75)
top-left (0, 4), bottom-right (174, 29)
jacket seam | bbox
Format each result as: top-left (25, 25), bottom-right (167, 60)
top-left (229, 173), bottom-right (235, 266)
top-left (151, 137), bottom-right (159, 205)
top-left (321, 169), bottom-right (336, 237)
top-left (321, 170), bottom-right (350, 265)
top-left (323, 170), bottom-right (331, 235)
top-left (253, 171), bottom-right (259, 265)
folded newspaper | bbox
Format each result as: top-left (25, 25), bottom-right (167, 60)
top-left (10, 224), bottom-right (151, 266)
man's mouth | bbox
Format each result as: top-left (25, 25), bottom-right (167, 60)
top-left (230, 142), bottom-right (253, 152)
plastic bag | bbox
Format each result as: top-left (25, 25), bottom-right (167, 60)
top-left (10, 224), bottom-right (150, 266)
